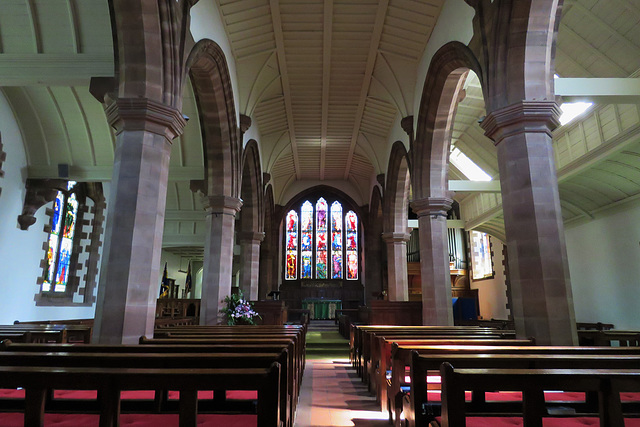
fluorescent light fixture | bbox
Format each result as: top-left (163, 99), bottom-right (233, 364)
top-left (450, 147), bottom-right (492, 181)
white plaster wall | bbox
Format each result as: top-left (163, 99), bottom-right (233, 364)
top-left (413, 0), bottom-right (475, 121)
top-left (278, 180), bottom-right (365, 206)
top-left (565, 202), bottom-right (640, 329)
top-left (0, 91), bottom-right (97, 323)
top-left (469, 236), bottom-right (510, 321)
top-left (190, 0), bottom-right (240, 123)
top-left (159, 251), bottom-right (190, 299)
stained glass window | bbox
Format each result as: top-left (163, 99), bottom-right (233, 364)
top-left (470, 231), bottom-right (493, 280)
top-left (283, 197), bottom-right (358, 281)
top-left (42, 181), bottom-right (79, 293)
top-left (315, 198), bottom-right (328, 279)
top-left (330, 201), bottom-right (343, 279)
top-left (285, 210), bottom-right (299, 280)
top-left (345, 210), bottom-right (358, 280)
top-left (300, 201), bottom-right (313, 279)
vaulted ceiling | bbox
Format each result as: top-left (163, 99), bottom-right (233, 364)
top-left (1, 0), bottom-right (639, 249)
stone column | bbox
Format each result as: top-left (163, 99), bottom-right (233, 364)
top-left (381, 232), bottom-right (411, 301)
top-left (482, 101), bottom-right (577, 345)
top-left (93, 98), bottom-right (186, 344)
top-left (238, 231), bottom-right (265, 301)
top-left (411, 197), bottom-right (454, 326)
top-left (200, 195), bottom-right (243, 325)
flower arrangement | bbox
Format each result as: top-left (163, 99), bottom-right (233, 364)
top-left (220, 290), bottom-right (261, 325)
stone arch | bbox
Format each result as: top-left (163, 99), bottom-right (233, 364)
top-left (382, 141), bottom-right (412, 301)
top-left (365, 185), bottom-right (384, 302)
top-left (279, 185), bottom-right (364, 225)
top-left (237, 139), bottom-right (264, 300)
top-left (413, 41), bottom-right (482, 200)
top-left (239, 139), bottom-right (264, 234)
top-left (467, 0), bottom-right (563, 112)
top-left (383, 141), bottom-right (411, 234)
top-left (259, 184), bottom-right (277, 300)
top-left (186, 39), bottom-right (241, 199)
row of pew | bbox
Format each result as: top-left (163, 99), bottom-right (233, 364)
top-left (0, 322), bottom-right (307, 427)
top-left (349, 324), bottom-right (640, 427)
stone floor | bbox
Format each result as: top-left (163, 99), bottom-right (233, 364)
top-left (294, 321), bottom-right (390, 427)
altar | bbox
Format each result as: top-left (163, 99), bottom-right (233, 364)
top-left (302, 298), bottom-right (342, 320)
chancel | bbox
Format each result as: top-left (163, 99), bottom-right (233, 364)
top-left (0, 0), bottom-right (639, 426)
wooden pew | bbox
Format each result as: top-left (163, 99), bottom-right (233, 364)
top-left (366, 331), bottom-right (518, 388)
top-left (139, 334), bottom-right (302, 425)
top-left (379, 338), bottom-right (534, 415)
top-left (0, 324), bottom-right (92, 343)
top-left (437, 363), bottom-right (640, 427)
top-left (578, 329), bottom-right (640, 346)
top-left (0, 350), bottom-right (290, 427)
top-left (0, 363), bottom-right (281, 427)
top-left (403, 346), bottom-right (640, 427)
top-left (350, 325), bottom-right (501, 376)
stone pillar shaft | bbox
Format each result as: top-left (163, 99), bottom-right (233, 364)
top-left (93, 98), bottom-right (185, 344)
top-left (200, 196), bottom-right (243, 325)
top-left (238, 231), bottom-right (265, 301)
top-left (482, 101), bottom-right (577, 345)
top-left (382, 232), bottom-right (410, 301)
top-left (411, 197), bottom-right (454, 326)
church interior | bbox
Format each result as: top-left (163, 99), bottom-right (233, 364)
top-left (0, 0), bottom-right (639, 426)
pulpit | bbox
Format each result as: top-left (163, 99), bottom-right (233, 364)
top-left (302, 298), bottom-right (342, 320)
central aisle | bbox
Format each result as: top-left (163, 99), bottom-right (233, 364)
top-left (295, 321), bottom-right (390, 427)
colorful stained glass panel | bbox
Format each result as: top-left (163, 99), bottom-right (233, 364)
top-left (331, 253), bottom-right (342, 279)
top-left (347, 252), bottom-right (358, 280)
top-left (330, 201), bottom-right (343, 279)
top-left (345, 210), bottom-right (358, 280)
top-left (315, 198), bottom-right (327, 279)
top-left (285, 210), bottom-right (299, 280)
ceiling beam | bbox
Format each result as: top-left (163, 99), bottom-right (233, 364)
top-left (343, 0), bottom-right (389, 180)
top-left (449, 180), bottom-right (501, 192)
top-left (556, 78), bottom-right (640, 103)
top-left (0, 54), bottom-right (113, 86)
top-left (320, 0), bottom-right (333, 181)
top-left (270, 0), bottom-right (301, 180)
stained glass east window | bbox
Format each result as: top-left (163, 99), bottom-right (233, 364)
top-left (284, 197), bottom-right (358, 281)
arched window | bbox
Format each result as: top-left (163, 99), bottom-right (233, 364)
top-left (284, 198), bottom-right (359, 281)
top-left (43, 181), bottom-right (79, 293)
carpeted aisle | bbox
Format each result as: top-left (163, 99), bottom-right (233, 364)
top-left (294, 321), bottom-right (389, 427)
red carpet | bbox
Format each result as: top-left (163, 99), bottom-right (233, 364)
top-left (0, 413), bottom-right (257, 426)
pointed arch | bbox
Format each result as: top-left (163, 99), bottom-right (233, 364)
top-left (186, 39), bottom-right (241, 199)
top-left (240, 139), bottom-right (264, 233)
top-left (365, 185), bottom-right (384, 302)
top-left (383, 140), bottom-right (411, 234)
top-left (413, 41), bottom-right (482, 200)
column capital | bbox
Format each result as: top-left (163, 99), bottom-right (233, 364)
top-left (237, 231), bottom-right (265, 243)
top-left (239, 114), bottom-right (252, 134)
top-left (381, 232), bottom-right (411, 243)
top-left (481, 101), bottom-right (561, 146)
top-left (105, 98), bottom-right (187, 141)
top-left (203, 195), bottom-right (243, 216)
top-left (410, 196), bottom-right (453, 218)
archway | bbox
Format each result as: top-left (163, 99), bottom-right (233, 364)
top-left (382, 141), bottom-right (412, 301)
top-left (237, 140), bottom-right (264, 300)
top-left (186, 39), bottom-right (242, 324)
